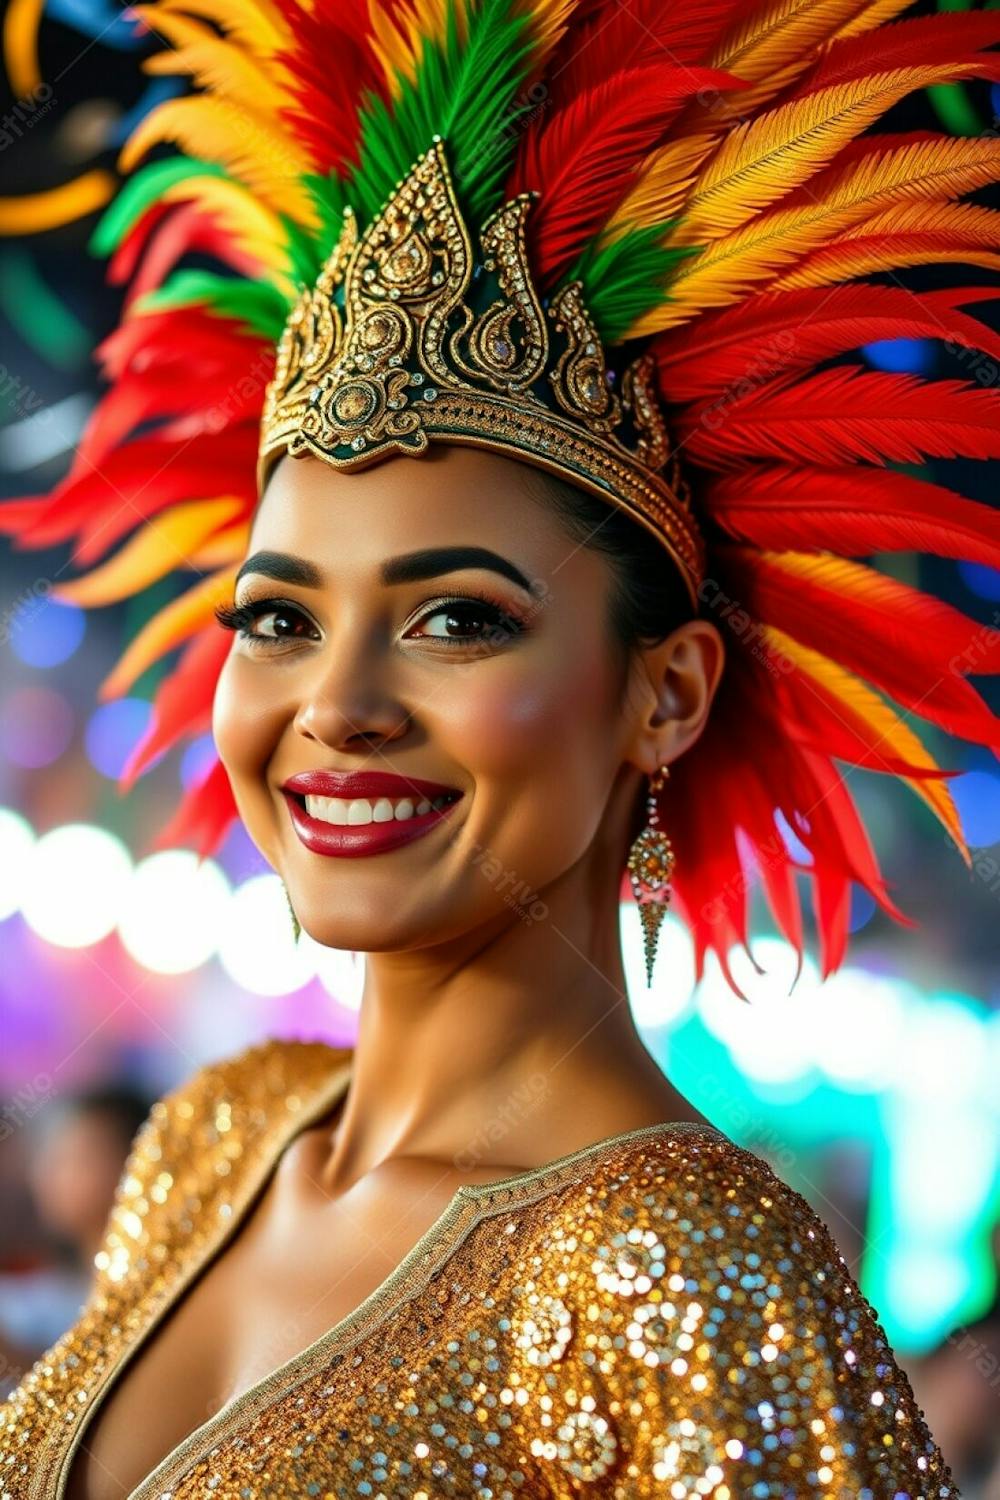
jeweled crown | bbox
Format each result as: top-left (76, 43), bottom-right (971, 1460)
top-left (258, 138), bottom-right (705, 601)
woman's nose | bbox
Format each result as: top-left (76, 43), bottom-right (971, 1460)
top-left (291, 632), bottom-right (413, 752)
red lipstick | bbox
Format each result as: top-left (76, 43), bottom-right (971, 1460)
top-left (280, 769), bottom-right (463, 858)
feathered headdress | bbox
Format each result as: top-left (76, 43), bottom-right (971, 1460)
top-left (3, 0), bottom-right (1000, 999)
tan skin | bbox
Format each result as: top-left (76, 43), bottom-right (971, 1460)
top-left (66, 445), bottom-right (725, 1499)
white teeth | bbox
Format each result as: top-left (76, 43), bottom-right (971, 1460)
top-left (301, 792), bottom-right (456, 826)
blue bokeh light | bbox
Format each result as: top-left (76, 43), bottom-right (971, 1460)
top-left (9, 596), bottom-right (86, 668)
top-left (957, 561), bottom-right (1000, 603)
top-left (950, 770), bottom-right (1000, 849)
top-left (84, 699), bottom-right (154, 780)
top-left (180, 732), bottom-right (219, 791)
top-left (862, 338), bottom-right (935, 374)
top-left (849, 885), bottom-right (877, 933)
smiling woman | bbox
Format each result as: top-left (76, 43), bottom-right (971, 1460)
top-left (2, 0), bottom-right (1000, 1495)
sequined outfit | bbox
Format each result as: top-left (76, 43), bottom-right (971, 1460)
top-left (0, 1039), bottom-right (953, 1498)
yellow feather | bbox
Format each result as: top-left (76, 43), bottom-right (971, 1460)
top-left (831, 0), bottom-right (917, 42)
top-left (119, 97), bottom-right (316, 226)
top-left (99, 567), bottom-right (237, 699)
top-left (762, 623), bottom-right (970, 864)
top-left (601, 134), bottom-right (717, 243)
top-left (185, 521), bottom-right (250, 569)
top-left (514, 0), bottom-right (577, 72)
top-left (712, 0), bottom-right (868, 84)
top-left (148, 0), bottom-right (291, 58)
top-left (633, 136), bottom-right (1000, 335)
top-left (671, 0), bottom-right (916, 136)
top-left (675, 67), bottom-right (990, 247)
top-left (134, 8), bottom-right (292, 119)
top-left (161, 175), bottom-right (291, 280)
top-left (50, 499), bottom-right (244, 607)
top-left (0, 171), bottom-right (116, 235)
top-left (368, 0), bottom-right (456, 96)
top-left (774, 243), bottom-right (1000, 291)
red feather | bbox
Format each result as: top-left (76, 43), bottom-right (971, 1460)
top-left (150, 756), bottom-right (239, 860)
top-left (656, 284), bottom-right (1000, 401)
top-left (790, 11), bottom-right (1000, 98)
top-left (120, 203), bottom-right (265, 307)
top-left (680, 366), bottom-right (1000, 467)
top-left (0, 431), bottom-right (256, 557)
top-left (704, 463), bottom-right (1000, 570)
top-left (720, 546), bottom-right (1000, 750)
top-left (272, 0), bottom-right (386, 175)
top-left (548, 0), bottom-right (744, 101)
top-left (506, 64), bottom-right (742, 285)
top-left (120, 626), bottom-right (234, 787)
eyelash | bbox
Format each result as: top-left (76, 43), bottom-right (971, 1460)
top-left (213, 592), bottom-right (528, 650)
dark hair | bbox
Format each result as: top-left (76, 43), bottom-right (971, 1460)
top-left (521, 467), bottom-right (696, 655)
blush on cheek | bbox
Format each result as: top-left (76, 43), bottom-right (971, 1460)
top-left (212, 659), bottom-right (285, 855)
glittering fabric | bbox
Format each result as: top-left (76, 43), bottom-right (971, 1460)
top-left (0, 1039), bottom-right (954, 1499)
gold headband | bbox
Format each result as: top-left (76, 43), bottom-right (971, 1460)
top-left (258, 138), bottom-right (705, 605)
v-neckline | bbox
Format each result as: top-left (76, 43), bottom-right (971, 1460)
top-left (56, 1047), bottom-right (719, 1500)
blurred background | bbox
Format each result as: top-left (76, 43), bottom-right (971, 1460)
top-left (0, 0), bottom-right (999, 1490)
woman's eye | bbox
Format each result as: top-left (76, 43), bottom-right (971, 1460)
top-left (214, 599), bottom-right (318, 646)
top-left (409, 598), bottom-right (524, 645)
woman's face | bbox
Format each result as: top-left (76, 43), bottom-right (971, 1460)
top-left (213, 446), bottom-right (672, 953)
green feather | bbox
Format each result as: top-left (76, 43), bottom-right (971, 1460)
top-left (133, 271), bottom-right (290, 339)
top-left (88, 158), bottom-right (227, 257)
top-left (349, 0), bottom-right (538, 230)
top-left (565, 227), bottom-right (702, 345)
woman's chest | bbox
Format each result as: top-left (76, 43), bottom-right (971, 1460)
top-left (62, 1160), bottom-right (471, 1500)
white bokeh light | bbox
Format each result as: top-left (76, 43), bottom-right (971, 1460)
top-left (307, 939), bottom-right (367, 1011)
top-left (21, 823), bottom-right (132, 947)
top-left (219, 874), bottom-right (316, 994)
top-left (118, 851), bottom-right (231, 974)
top-left (621, 905), bottom-right (695, 1028)
top-left (0, 806), bottom-right (35, 920)
top-left (814, 970), bottom-right (908, 1090)
top-left (697, 939), bottom-right (822, 1084)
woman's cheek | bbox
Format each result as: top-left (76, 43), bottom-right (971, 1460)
top-left (212, 658), bottom-right (284, 836)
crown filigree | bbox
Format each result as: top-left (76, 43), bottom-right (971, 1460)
top-left (258, 137), bottom-right (705, 600)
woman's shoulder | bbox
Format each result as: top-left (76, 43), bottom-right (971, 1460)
top-left (508, 1124), bottom-right (954, 1495)
top-left (91, 1037), bottom-right (349, 1295)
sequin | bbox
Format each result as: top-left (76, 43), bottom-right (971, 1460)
top-left (0, 1039), bottom-right (956, 1498)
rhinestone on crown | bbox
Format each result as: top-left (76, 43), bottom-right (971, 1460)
top-left (259, 138), bottom-right (704, 600)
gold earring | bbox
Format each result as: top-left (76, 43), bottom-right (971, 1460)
top-left (627, 764), bottom-right (675, 987)
top-left (282, 881), bottom-right (301, 942)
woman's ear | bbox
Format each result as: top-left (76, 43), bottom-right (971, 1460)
top-left (628, 619), bottom-right (726, 773)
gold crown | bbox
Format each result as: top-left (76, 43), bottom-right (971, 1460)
top-left (258, 138), bottom-right (705, 602)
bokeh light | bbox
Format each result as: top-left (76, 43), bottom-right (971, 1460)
top-left (0, 807), bottom-right (35, 920)
top-left (8, 596), bottom-right (86, 668)
top-left (957, 560), bottom-right (1000, 603)
top-left (84, 698), bottom-right (154, 779)
top-left (21, 823), bottom-right (132, 947)
top-left (218, 874), bottom-right (316, 995)
top-left (180, 732), bottom-right (219, 791)
top-left (862, 337), bottom-right (934, 373)
top-left (0, 686), bottom-right (75, 768)
top-left (950, 769), bottom-right (1000, 849)
top-left (118, 850), bottom-right (231, 974)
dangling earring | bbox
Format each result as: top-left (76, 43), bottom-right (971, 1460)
top-left (282, 881), bottom-right (301, 942)
top-left (627, 764), bottom-right (675, 987)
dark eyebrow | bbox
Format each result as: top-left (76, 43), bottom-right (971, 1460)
top-left (380, 546), bottom-right (533, 593)
top-left (235, 551), bottom-right (322, 588)
top-left (236, 546), bottom-right (533, 593)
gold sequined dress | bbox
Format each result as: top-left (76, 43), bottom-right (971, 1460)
top-left (0, 1039), bottom-right (954, 1499)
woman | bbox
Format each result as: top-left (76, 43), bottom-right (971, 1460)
top-left (2, 0), bottom-right (999, 1494)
